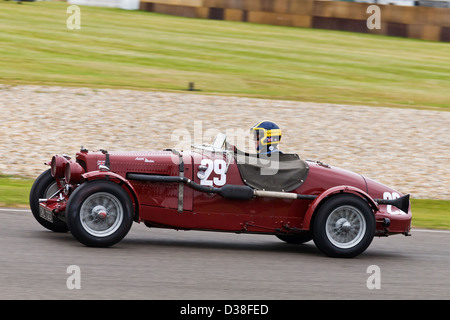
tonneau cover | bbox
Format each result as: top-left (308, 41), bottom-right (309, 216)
top-left (234, 150), bottom-right (309, 192)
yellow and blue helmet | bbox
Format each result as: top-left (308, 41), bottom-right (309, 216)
top-left (250, 120), bottom-right (282, 153)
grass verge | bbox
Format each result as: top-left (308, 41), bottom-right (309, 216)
top-left (0, 2), bottom-right (448, 228)
top-left (0, 175), bottom-right (32, 208)
top-left (0, 1), bottom-right (449, 110)
top-left (0, 176), bottom-right (448, 229)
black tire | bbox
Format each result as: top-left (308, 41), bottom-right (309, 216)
top-left (65, 180), bottom-right (133, 247)
top-left (29, 169), bottom-right (69, 232)
top-left (276, 232), bottom-right (313, 244)
top-left (313, 194), bottom-right (375, 258)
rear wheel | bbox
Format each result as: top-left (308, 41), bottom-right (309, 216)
top-left (29, 169), bottom-right (68, 232)
top-left (66, 180), bottom-right (134, 247)
top-left (313, 194), bottom-right (375, 258)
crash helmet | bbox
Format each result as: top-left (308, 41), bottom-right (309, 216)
top-left (250, 120), bottom-right (282, 153)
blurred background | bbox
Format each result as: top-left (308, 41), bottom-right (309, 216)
top-left (1, 1), bottom-right (449, 301)
top-left (0, 0), bottom-right (449, 207)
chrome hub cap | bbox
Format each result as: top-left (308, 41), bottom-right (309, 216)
top-left (325, 205), bottom-right (366, 249)
top-left (80, 192), bottom-right (123, 237)
top-left (93, 205), bottom-right (108, 219)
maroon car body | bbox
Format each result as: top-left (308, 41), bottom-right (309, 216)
top-left (30, 136), bottom-right (411, 258)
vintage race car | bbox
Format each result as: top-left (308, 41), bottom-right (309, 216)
top-left (30, 134), bottom-right (412, 258)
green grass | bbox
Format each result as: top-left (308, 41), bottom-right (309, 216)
top-left (0, 1), bottom-right (449, 110)
top-left (0, 176), bottom-right (448, 229)
top-left (0, 175), bottom-right (33, 208)
top-left (0, 2), bottom-right (448, 228)
top-left (410, 199), bottom-right (450, 230)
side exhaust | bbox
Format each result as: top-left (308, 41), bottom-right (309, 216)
top-left (127, 173), bottom-right (410, 213)
top-left (374, 194), bottom-right (410, 214)
top-left (127, 173), bottom-right (317, 201)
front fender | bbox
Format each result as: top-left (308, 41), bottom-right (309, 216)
top-left (301, 185), bottom-right (379, 230)
top-left (81, 171), bottom-right (140, 220)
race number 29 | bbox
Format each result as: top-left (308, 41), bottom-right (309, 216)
top-left (200, 159), bottom-right (227, 186)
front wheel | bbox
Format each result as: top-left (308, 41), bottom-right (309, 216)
top-left (66, 180), bottom-right (134, 247)
top-left (313, 194), bottom-right (375, 258)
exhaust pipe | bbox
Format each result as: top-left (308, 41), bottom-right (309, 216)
top-left (374, 194), bottom-right (410, 214)
top-left (253, 190), bottom-right (316, 200)
top-left (127, 173), bottom-right (317, 200)
top-left (127, 173), bottom-right (409, 212)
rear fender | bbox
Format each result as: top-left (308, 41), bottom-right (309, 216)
top-left (301, 185), bottom-right (379, 230)
top-left (81, 171), bottom-right (140, 221)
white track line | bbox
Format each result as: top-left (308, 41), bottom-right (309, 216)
top-left (412, 229), bottom-right (450, 234)
top-left (0, 208), bottom-right (30, 213)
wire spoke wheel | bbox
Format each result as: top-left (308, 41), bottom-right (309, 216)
top-left (29, 169), bottom-right (69, 232)
top-left (66, 180), bottom-right (133, 247)
top-left (80, 192), bottom-right (124, 237)
top-left (325, 205), bottom-right (366, 249)
top-left (44, 181), bottom-right (60, 199)
top-left (313, 194), bottom-right (375, 258)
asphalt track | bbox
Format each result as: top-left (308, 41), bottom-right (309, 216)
top-left (0, 208), bottom-right (449, 300)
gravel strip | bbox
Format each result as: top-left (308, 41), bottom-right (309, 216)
top-left (0, 84), bottom-right (448, 200)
